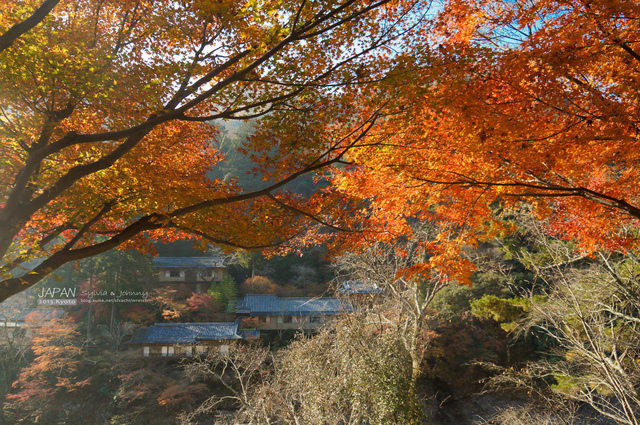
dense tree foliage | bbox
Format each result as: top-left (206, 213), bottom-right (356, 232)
top-left (5, 317), bottom-right (89, 423)
top-left (329, 0), bottom-right (640, 284)
top-left (0, 0), bottom-right (427, 301)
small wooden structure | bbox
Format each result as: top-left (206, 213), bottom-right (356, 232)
top-left (235, 294), bottom-right (347, 331)
top-left (130, 322), bottom-right (243, 357)
top-left (150, 257), bottom-right (229, 295)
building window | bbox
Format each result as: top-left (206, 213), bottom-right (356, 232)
top-left (310, 316), bottom-right (322, 323)
top-left (186, 346), bottom-right (192, 357)
top-left (197, 269), bottom-right (214, 278)
top-left (143, 346), bottom-right (150, 357)
top-left (220, 345), bottom-right (229, 356)
top-left (282, 315), bottom-right (293, 324)
top-left (165, 269), bottom-right (184, 278)
top-left (160, 346), bottom-right (175, 357)
top-left (196, 345), bottom-right (205, 355)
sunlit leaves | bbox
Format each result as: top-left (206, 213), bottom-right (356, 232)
top-left (0, 0), bottom-right (430, 300)
top-left (328, 0), bottom-right (640, 277)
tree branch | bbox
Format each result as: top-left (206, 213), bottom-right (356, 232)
top-left (0, 0), bottom-right (60, 53)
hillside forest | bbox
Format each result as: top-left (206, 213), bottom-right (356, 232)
top-left (2, 0), bottom-right (640, 424)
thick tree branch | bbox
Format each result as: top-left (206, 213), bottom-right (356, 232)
top-left (1, 0), bottom-right (396, 250)
top-left (0, 126), bottom-right (374, 300)
top-left (0, 0), bottom-right (414, 301)
top-left (406, 173), bottom-right (640, 221)
top-left (172, 223), bottom-right (301, 250)
top-left (0, 0), bottom-right (60, 53)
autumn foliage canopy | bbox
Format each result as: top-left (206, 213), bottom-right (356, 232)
top-left (0, 0), bottom-right (424, 301)
top-left (329, 0), bottom-right (640, 283)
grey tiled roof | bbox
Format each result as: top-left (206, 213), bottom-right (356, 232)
top-left (152, 257), bottom-right (226, 268)
top-left (236, 294), bottom-right (346, 316)
top-left (131, 322), bottom-right (241, 344)
top-left (337, 281), bottom-right (384, 295)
